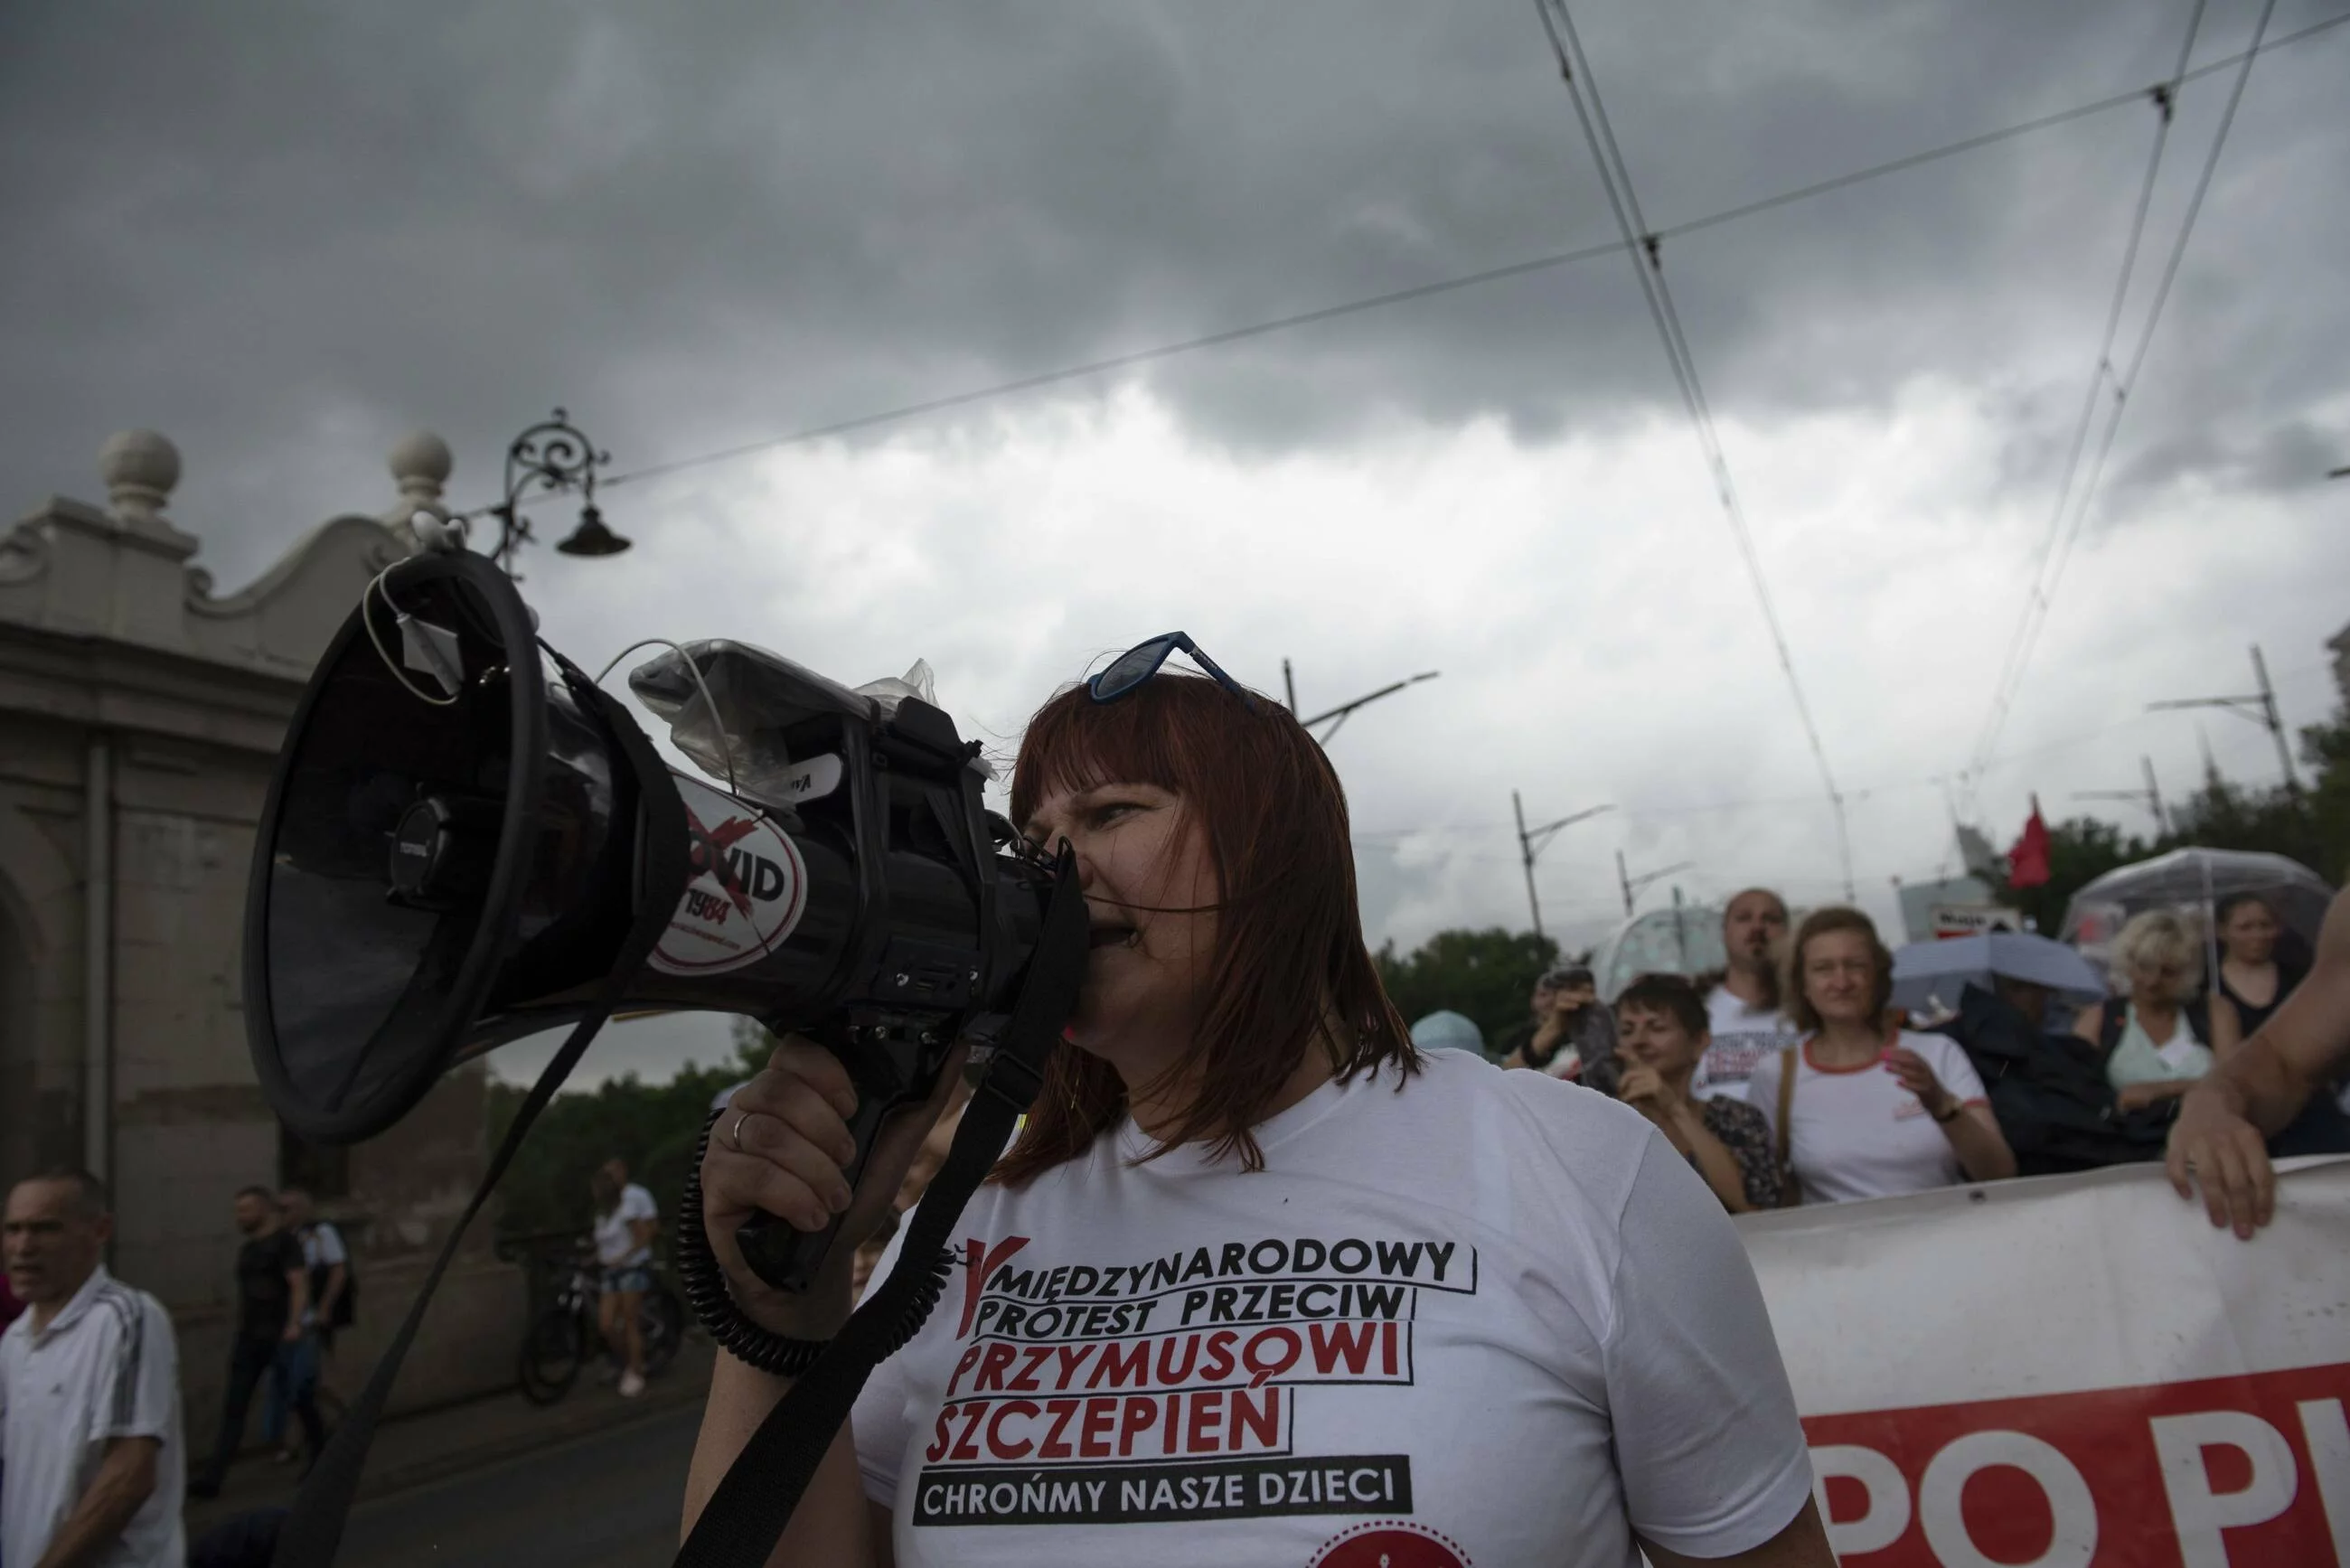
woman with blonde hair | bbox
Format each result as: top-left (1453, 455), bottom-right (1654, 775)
top-left (2073, 910), bottom-right (2241, 1113)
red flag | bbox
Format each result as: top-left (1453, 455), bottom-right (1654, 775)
top-left (2008, 797), bottom-right (2052, 889)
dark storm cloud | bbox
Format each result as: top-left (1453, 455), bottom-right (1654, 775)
top-left (1, 0), bottom-right (2345, 586)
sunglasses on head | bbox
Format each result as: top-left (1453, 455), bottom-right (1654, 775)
top-left (1089, 632), bottom-right (1259, 712)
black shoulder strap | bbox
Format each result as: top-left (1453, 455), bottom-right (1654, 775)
top-left (671, 845), bottom-right (1090, 1568)
top-left (270, 670), bottom-right (691, 1568)
top-left (2099, 1000), bottom-right (2127, 1056)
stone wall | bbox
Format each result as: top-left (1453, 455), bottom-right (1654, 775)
top-left (0, 428), bottom-right (524, 1432)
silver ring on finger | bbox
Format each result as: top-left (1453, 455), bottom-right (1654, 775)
top-left (724, 1108), bottom-right (757, 1154)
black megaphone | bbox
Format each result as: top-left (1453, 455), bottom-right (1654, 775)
top-left (242, 549), bottom-right (1059, 1291)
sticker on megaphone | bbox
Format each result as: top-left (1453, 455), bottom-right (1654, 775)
top-left (652, 771), bottom-right (809, 975)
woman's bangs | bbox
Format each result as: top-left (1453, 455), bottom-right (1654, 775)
top-left (1010, 680), bottom-right (1203, 827)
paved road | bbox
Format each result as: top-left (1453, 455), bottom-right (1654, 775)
top-left (338, 1404), bottom-right (702, 1568)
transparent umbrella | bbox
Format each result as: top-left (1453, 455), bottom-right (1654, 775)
top-left (2060, 847), bottom-right (2334, 976)
top-left (1590, 905), bottom-right (1727, 1002)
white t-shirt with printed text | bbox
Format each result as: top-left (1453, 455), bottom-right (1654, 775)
top-left (595, 1183), bottom-right (659, 1268)
top-left (1747, 1030), bottom-right (1991, 1205)
top-left (0, 1265), bottom-right (186, 1568)
top-left (851, 1050), bottom-right (1813, 1567)
top-left (1694, 985), bottom-right (1799, 1103)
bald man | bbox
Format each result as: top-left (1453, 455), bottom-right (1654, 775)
top-left (2, 1170), bottom-right (186, 1568)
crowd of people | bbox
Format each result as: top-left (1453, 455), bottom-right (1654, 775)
top-left (683, 655), bottom-right (2349, 1565)
top-left (1407, 884), bottom-right (2343, 1215)
top-left (5, 651), bottom-right (2345, 1565)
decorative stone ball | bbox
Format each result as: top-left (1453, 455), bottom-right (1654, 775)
top-left (99, 429), bottom-right (182, 501)
top-left (389, 430), bottom-right (454, 487)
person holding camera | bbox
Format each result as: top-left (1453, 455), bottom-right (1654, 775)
top-left (1496, 964), bottom-right (1622, 1095)
top-left (684, 652), bottom-right (1830, 1567)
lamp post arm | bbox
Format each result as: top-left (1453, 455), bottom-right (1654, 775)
top-left (1301, 671), bottom-right (1440, 732)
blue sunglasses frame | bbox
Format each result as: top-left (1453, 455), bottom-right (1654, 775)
top-left (1088, 632), bottom-right (1259, 712)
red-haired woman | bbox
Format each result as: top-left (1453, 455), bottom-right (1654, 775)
top-left (686, 637), bottom-right (1832, 1567)
top-left (1749, 908), bottom-right (2016, 1205)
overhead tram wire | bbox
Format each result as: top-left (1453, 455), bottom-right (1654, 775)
top-left (1967, 0), bottom-right (2284, 794)
top-left (446, 8), bottom-right (2349, 519)
top-left (1966, 0), bottom-right (2209, 801)
top-left (1533, 0), bottom-right (1856, 902)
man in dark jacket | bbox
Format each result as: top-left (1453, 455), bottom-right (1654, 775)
top-left (191, 1187), bottom-right (323, 1498)
top-left (1937, 980), bottom-right (2169, 1177)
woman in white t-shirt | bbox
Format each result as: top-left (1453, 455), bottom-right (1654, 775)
top-left (1750, 908), bottom-right (2016, 1206)
top-left (685, 640), bottom-right (1832, 1567)
top-left (591, 1160), bottom-right (661, 1398)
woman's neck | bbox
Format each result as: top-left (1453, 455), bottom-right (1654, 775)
top-left (2223, 954), bottom-right (2271, 975)
top-left (2133, 993), bottom-right (2179, 1021)
top-left (1124, 1034), bottom-right (1338, 1143)
top-left (1810, 1017), bottom-right (1883, 1066)
top-left (1661, 1066), bottom-right (1697, 1105)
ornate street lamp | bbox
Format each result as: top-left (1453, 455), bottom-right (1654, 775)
top-left (488, 408), bottom-right (629, 575)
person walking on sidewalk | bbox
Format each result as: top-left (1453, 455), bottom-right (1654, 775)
top-left (191, 1187), bottom-right (323, 1498)
top-left (260, 1187), bottom-right (347, 1467)
top-left (591, 1160), bottom-right (658, 1399)
top-left (2, 1170), bottom-right (186, 1568)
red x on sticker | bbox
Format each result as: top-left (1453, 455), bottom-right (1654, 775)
top-left (684, 805), bottom-right (764, 917)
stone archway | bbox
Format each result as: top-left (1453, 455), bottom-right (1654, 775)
top-left (0, 798), bottom-right (83, 1183)
top-left (0, 890), bottom-right (37, 1180)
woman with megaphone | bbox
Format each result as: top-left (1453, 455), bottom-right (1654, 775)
top-left (686, 638), bottom-right (1833, 1568)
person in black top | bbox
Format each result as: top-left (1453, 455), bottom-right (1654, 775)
top-left (2213, 892), bottom-right (2308, 1038)
top-left (190, 1187), bottom-right (321, 1498)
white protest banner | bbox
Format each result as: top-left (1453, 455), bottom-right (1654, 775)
top-left (1735, 1156), bottom-right (2350, 1566)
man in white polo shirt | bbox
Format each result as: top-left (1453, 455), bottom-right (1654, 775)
top-left (1, 1169), bottom-right (185, 1568)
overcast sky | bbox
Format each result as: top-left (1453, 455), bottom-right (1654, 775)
top-left (5, 1), bottom-right (2345, 1086)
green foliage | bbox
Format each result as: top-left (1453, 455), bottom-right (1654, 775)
top-left (1374, 926), bottom-right (1558, 1050)
top-left (2299, 712), bottom-right (2350, 883)
top-left (485, 1022), bottom-right (769, 1246)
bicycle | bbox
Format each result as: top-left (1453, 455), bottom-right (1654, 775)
top-left (514, 1242), bottom-right (685, 1405)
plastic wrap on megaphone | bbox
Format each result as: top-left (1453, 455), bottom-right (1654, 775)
top-left (627, 643), bottom-right (986, 803)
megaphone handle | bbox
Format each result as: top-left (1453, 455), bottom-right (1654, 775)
top-left (733, 1091), bottom-right (893, 1294)
top-left (735, 1028), bottom-right (942, 1294)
